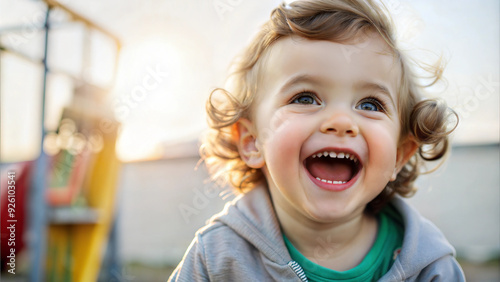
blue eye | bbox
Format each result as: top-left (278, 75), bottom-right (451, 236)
top-left (356, 98), bottom-right (385, 112)
top-left (291, 93), bottom-right (319, 105)
top-left (358, 101), bottom-right (378, 111)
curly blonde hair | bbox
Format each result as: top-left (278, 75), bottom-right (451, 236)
top-left (201, 0), bottom-right (457, 211)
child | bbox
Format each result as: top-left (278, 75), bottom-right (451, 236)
top-left (170, 0), bottom-right (465, 281)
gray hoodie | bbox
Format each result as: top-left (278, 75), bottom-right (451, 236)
top-left (169, 186), bottom-right (465, 281)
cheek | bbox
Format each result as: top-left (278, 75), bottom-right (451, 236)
top-left (364, 124), bottom-right (399, 180)
top-left (256, 112), bottom-right (310, 168)
top-left (257, 111), bottom-right (306, 149)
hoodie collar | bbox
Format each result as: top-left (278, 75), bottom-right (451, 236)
top-left (210, 187), bottom-right (456, 280)
top-left (212, 185), bottom-right (292, 264)
top-left (385, 196), bottom-right (456, 279)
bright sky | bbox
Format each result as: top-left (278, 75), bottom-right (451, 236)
top-left (1, 0), bottom-right (499, 162)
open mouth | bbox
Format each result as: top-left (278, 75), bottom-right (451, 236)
top-left (304, 150), bottom-right (362, 185)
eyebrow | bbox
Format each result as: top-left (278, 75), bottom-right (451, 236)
top-left (278, 74), bottom-right (324, 93)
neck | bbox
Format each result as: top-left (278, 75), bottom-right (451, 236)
top-left (277, 205), bottom-right (378, 271)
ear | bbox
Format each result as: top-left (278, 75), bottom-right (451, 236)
top-left (391, 136), bottom-right (419, 181)
top-left (232, 118), bottom-right (265, 169)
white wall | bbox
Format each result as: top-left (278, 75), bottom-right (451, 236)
top-left (118, 144), bottom-right (500, 265)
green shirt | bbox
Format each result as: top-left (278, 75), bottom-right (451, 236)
top-left (283, 208), bottom-right (404, 282)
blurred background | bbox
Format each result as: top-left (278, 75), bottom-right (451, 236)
top-left (0, 0), bottom-right (498, 281)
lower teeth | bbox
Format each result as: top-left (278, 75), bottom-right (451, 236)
top-left (316, 177), bottom-right (346, 184)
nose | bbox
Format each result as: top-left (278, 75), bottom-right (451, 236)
top-left (320, 113), bottom-right (359, 137)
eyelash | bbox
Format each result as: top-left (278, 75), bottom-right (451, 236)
top-left (289, 91), bottom-right (321, 105)
top-left (288, 92), bottom-right (388, 113)
top-left (357, 96), bottom-right (387, 113)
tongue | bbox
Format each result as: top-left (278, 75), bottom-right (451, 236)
top-left (308, 158), bottom-right (353, 182)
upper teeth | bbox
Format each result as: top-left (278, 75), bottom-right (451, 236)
top-left (312, 151), bottom-right (358, 162)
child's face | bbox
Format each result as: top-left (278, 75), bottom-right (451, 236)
top-left (240, 34), bottom-right (415, 222)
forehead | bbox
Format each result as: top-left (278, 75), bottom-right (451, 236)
top-left (256, 34), bottom-right (401, 98)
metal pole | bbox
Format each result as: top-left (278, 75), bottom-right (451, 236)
top-left (29, 5), bottom-right (51, 282)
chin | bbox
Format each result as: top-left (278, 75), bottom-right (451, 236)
top-left (304, 202), bottom-right (356, 222)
